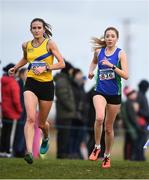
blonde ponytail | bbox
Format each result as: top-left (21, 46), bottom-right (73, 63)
top-left (91, 36), bottom-right (106, 51)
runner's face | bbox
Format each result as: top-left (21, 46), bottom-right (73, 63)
top-left (105, 30), bottom-right (118, 48)
top-left (31, 21), bottom-right (45, 38)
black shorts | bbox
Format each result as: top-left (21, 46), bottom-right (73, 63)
top-left (24, 77), bottom-right (54, 101)
top-left (92, 90), bottom-right (121, 105)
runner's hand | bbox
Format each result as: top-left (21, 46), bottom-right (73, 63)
top-left (88, 72), bottom-right (94, 79)
top-left (101, 59), bottom-right (113, 68)
top-left (33, 66), bottom-right (46, 75)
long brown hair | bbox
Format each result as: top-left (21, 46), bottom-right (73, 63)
top-left (30, 18), bottom-right (52, 38)
top-left (91, 27), bottom-right (119, 51)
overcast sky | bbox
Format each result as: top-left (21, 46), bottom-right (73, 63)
top-left (0, 0), bottom-right (149, 91)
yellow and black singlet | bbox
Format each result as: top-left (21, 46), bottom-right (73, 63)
top-left (26, 38), bottom-right (54, 82)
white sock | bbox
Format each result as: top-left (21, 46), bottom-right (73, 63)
top-left (95, 144), bottom-right (101, 149)
top-left (104, 153), bottom-right (110, 158)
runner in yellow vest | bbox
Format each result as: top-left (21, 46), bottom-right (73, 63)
top-left (9, 18), bottom-right (65, 164)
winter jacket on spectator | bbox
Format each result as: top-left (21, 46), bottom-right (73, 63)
top-left (137, 92), bottom-right (149, 124)
top-left (121, 100), bottom-right (141, 140)
top-left (1, 75), bottom-right (22, 120)
top-left (54, 72), bottom-right (76, 119)
top-left (71, 78), bottom-right (87, 124)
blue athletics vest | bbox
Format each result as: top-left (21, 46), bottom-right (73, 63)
top-left (94, 47), bottom-right (122, 95)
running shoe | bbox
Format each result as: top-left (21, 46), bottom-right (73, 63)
top-left (24, 153), bottom-right (33, 164)
top-left (89, 147), bottom-right (100, 161)
top-left (40, 138), bottom-right (49, 154)
top-left (101, 157), bottom-right (111, 168)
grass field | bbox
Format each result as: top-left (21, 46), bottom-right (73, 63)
top-left (0, 158), bottom-right (149, 179)
top-left (0, 132), bottom-right (149, 179)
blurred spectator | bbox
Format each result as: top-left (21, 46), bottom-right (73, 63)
top-left (137, 80), bottom-right (149, 125)
top-left (136, 80), bottom-right (149, 160)
top-left (54, 61), bottom-right (76, 159)
top-left (121, 86), bottom-right (141, 161)
top-left (69, 68), bottom-right (88, 159)
top-left (13, 68), bottom-right (27, 157)
top-left (0, 63), bottom-right (22, 157)
top-left (86, 87), bottom-right (95, 156)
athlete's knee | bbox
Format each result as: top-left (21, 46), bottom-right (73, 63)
top-left (105, 126), bottom-right (113, 136)
top-left (26, 115), bottom-right (36, 125)
top-left (96, 115), bottom-right (104, 125)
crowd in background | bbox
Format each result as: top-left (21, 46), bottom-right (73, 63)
top-left (0, 64), bottom-right (27, 157)
top-left (121, 80), bottom-right (149, 161)
top-left (0, 61), bottom-right (149, 161)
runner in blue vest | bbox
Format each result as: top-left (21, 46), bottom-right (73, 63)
top-left (88, 27), bottom-right (128, 168)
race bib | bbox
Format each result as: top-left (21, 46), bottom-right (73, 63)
top-left (31, 61), bottom-right (46, 69)
top-left (99, 68), bottom-right (115, 80)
